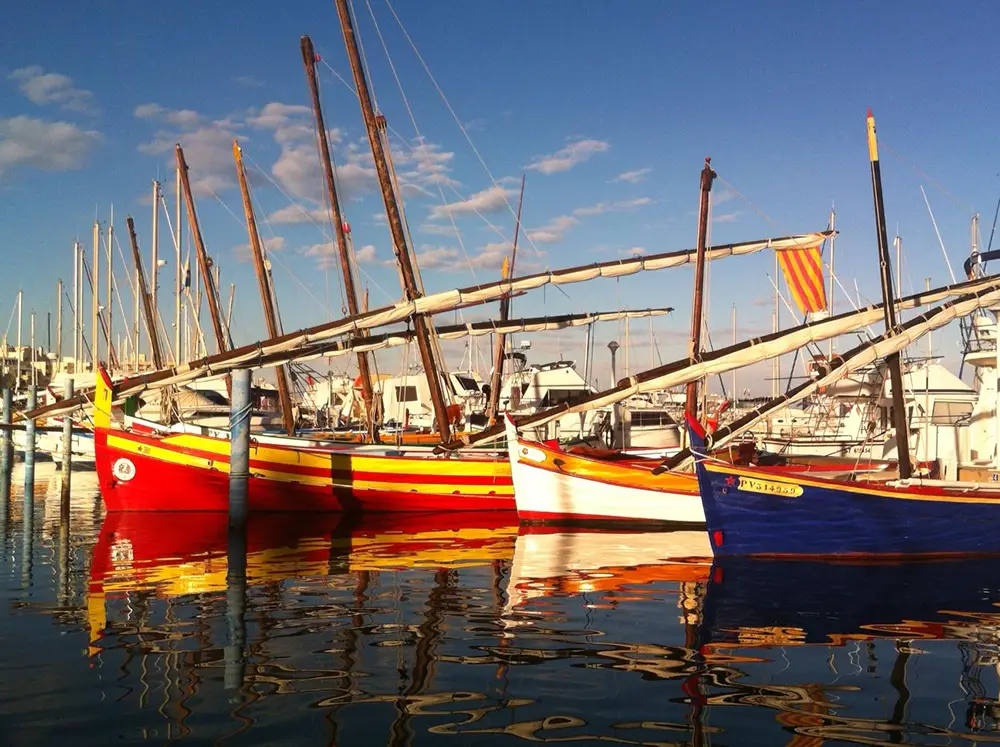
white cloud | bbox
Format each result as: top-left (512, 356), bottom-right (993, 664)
top-left (0, 116), bottom-right (102, 177)
top-left (9, 66), bottom-right (98, 115)
top-left (713, 211), bottom-right (740, 224)
top-left (527, 138), bottom-right (609, 174)
top-left (133, 103), bottom-right (204, 128)
top-left (355, 244), bottom-right (377, 263)
top-left (303, 239), bottom-right (377, 268)
top-left (429, 185), bottom-right (511, 219)
top-left (268, 204), bottom-right (329, 224)
top-left (526, 215), bottom-right (578, 245)
top-left (611, 168), bottom-right (651, 184)
top-left (415, 245), bottom-right (460, 269)
top-left (619, 246), bottom-right (646, 257)
top-left (468, 241), bottom-right (512, 270)
top-left (234, 75), bottom-right (264, 88)
top-left (139, 122), bottom-right (240, 195)
top-left (574, 197), bottom-right (654, 217)
top-left (233, 235), bottom-right (286, 262)
top-left (419, 222), bottom-right (458, 236)
top-left (246, 102), bottom-right (316, 144)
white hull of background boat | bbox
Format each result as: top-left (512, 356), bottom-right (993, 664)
top-left (505, 415), bottom-right (703, 525)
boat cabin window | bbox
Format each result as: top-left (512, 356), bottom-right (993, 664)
top-left (394, 385), bottom-right (419, 403)
top-left (930, 400), bottom-right (974, 425)
top-left (632, 410), bottom-right (676, 428)
top-left (539, 388), bottom-right (588, 407)
top-left (453, 375), bottom-right (480, 393)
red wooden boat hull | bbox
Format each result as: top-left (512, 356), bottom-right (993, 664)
top-left (94, 427), bottom-right (514, 513)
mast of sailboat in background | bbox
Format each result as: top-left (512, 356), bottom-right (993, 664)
top-left (55, 279), bottom-right (62, 365)
top-left (91, 221), bottom-right (100, 367)
top-left (486, 175), bottom-right (526, 424)
top-left (107, 208), bottom-right (115, 368)
top-left (683, 157), bottom-right (716, 422)
top-left (301, 34), bottom-right (377, 441)
top-left (828, 207), bottom-right (836, 359)
top-left (126, 217), bottom-right (165, 370)
top-left (173, 168), bottom-right (183, 364)
top-left (334, 0), bottom-right (453, 440)
top-left (176, 144), bottom-right (229, 357)
top-left (867, 109), bottom-right (912, 479)
top-left (233, 140), bottom-right (296, 435)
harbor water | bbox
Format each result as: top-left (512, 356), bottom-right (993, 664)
top-left (4, 463), bottom-right (1000, 745)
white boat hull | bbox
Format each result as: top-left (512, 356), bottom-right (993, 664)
top-left (505, 416), bottom-right (704, 525)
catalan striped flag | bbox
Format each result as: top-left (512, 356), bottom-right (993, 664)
top-left (777, 240), bottom-right (827, 315)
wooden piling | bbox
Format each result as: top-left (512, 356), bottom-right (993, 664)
top-left (228, 368), bottom-right (251, 529)
top-left (23, 384), bottom-right (36, 498)
top-left (60, 379), bottom-right (73, 500)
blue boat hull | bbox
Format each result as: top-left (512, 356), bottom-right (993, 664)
top-left (688, 424), bottom-right (1000, 556)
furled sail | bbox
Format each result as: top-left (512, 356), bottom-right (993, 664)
top-left (445, 272), bottom-right (1000, 450)
top-left (307, 308), bottom-right (673, 363)
top-left (23, 232), bottom-right (827, 421)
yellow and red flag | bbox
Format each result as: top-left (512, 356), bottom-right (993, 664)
top-left (777, 241), bottom-right (827, 315)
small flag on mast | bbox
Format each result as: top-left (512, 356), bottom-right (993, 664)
top-left (776, 240), bottom-right (827, 315)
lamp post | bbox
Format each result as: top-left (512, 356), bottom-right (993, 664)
top-left (608, 341), bottom-right (620, 447)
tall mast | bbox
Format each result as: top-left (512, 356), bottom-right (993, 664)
top-left (300, 34), bottom-right (376, 440)
top-left (107, 208), bottom-right (114, 368)
top-left (174, 167), bottom-right (183, 364)
top-left (175, 144), bottom-right (229, 355)
top-left (55, 279), bottom-right (62, 365)
top-left (232, 139), bottom-right (296, 435)
top-left (828, 207), bottom-right (835, 359)
top-left (334, 0), bottom-right (452, 440)
top-left (151, 181), bottom-right (159, 321)
top-left (15, 290), bottom-right (22, 390)
top-left (866, 109), bottom-right (912, 479)
top-left (486, 174), bottom-right (525, 423)
top-left (92, 221), bottom-right (100, 366)
top-left (683, 157), bottom-right (716, 420)
top-left (71, 242), bottom-right (78, 371)
top-left (126, 217), bottom-right (164, 370)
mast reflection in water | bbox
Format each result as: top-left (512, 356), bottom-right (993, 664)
top-left (4, 468), bottom-right (1000, 745)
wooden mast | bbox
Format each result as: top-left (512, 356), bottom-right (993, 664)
top-left (486, 174), bottom-right (525, 424)
top-left (175, 144), bottom-right (229, 356)
top-left (683, 157), bottom-right (717, 421)
top-left (232, 140), bottom-right (296, 436)
top-left (300, 34), bottom-right (377, 441)
top-left (866, 109), bottom-right (912, 479)
top-left (334, 0), bottom-right (452, 441)
top-left (125, 217), bottom-right (164, 370)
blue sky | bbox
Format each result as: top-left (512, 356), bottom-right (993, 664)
top-left (2, 1), bottom-right (998, 392)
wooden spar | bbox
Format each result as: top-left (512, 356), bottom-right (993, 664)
top-left (300, 34), bottom-right (377, 442)
top-left (334, 0), bottom-right (453, 441)
top-left (486, 174), bottom-right (526, 423)
top-left (175, 144), bottom-right (229, 356)
top-left (866, 109), bottom-right (912, 479)
top-left (684, 157), bottom-right (716, 420)
top-left (232, 139), bottom-right (296, 436)
top-left (126, 217), bottom-right (164, 370)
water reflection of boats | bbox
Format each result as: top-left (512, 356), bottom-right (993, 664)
top-left (87, 511), bottom-right (518, 648)
top-left (505, 527), bottom-right (712, 616)
top-left (701, 556), bottom-right (1000, 647)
